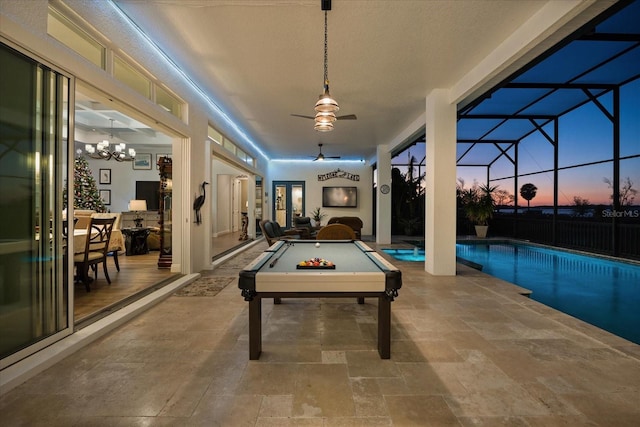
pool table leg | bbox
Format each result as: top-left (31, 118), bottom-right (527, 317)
top-left (357, 297), bottom-right (365, 304)
top-left (249, 297), bottom-right (262, 360)
top-left (378, 296), bottom-right (391, 359)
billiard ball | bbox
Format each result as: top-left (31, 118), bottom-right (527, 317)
top-left (315, 242), bottom-right (320, 248)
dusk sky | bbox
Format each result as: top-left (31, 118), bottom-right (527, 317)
top-left (395, 78), bottom-right (639, 207)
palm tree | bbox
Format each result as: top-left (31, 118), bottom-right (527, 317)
top-left (520, 183), bottom-right (538, 211)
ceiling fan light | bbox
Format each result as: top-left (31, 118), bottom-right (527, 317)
top-left (315, 111), bottom-right (336, 123)
top-left (315, 95), bottom-right (339, 113)
top-left (314, 121), bottom-right (334, 132)
top-left (315, 86), bottom-right (339, 113)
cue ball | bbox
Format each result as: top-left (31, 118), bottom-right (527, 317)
top-left (315, 242), bottom-right (320, 248)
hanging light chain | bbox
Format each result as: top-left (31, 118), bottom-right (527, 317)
top-left (323, 10), bottom-right (328, 85)
top-left (314, 4), bottom-right (339, 129)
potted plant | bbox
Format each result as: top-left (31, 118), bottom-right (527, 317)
top-left (310, 207), bottom-right (326, 228)
top-left (462, 184), bottom-right (497, 238)
top-left (398, 217), bottom-right (421, 236)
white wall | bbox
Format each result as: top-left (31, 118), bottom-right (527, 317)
top-left (215, 175), bottom-right (232, 235)
top-left (267, 161), bottom-right (373, 235)
top-left (84, 148), bottom-right (171, 213)
top-left (0, 0), bottom-right (267, 274)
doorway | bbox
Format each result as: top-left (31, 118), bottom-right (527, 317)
top-left (232, 176), bottom-right (248, 233)
top-left (73, 84), bottom-right (176, 323)
top-left (272, 181), bottom-right (305, 229)
top-left (211, 158), bottom-right (258, 259)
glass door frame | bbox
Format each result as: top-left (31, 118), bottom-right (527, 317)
top-left (272, 181), bottom-right (305, 229)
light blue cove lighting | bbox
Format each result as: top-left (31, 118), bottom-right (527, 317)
top-left (107, 0), bottom-right (269, 161)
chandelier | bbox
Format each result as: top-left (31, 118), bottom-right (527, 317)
top-left (84, 119), bottom-right (136, 161)
top-left (314, 0), bottom-right (338, 132)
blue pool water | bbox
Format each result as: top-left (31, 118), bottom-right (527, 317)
top-left (383, 243), bottom-right (640, 344)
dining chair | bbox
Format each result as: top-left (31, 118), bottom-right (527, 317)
top-left (316, 223), bottom-right (356, 240)
top-left (73, 217), bottom-right (115, 291)
top-left (91, 212), bottom-right (123, 271)
top-left (62, 217), bottom-right (79, 238)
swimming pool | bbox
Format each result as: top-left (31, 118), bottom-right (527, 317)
top-left (383, 242), bottom-right (640, 344)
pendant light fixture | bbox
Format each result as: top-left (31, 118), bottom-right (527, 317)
top-left (84, 119), bottom-right (136, 162)
top-left (314, 0), bottom-right (338, 132)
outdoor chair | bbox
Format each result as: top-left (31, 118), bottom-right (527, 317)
top-left (259, 219), bottom-right (301, 246)
top-left (326, 216), bottom-right (363, 239)
top-left (293, 216), bottom-right (317, 239)
top-left (316, 223), bottom-right (356, 240)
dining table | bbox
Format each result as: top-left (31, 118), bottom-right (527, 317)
top-left (71, 228), bottom-right (124, 254)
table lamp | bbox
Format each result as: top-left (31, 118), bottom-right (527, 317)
top-left (129, 199), bottom-right (147, 227)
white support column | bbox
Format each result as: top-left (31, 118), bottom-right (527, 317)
top-left (376, 145), bottom-right (392, 244)
top-left (425, 89), bottom-right (457, 275)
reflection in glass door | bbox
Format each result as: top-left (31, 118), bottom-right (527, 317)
top-left (0, 42), bottom-right (71, 364)
top-left (272, 181), bottom-right (305, 229)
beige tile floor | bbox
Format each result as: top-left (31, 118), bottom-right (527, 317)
top-left (1, 241), bottom-right (639, 426)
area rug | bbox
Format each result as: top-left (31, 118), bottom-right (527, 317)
top-left (174, 276), bottom-right (235, 297)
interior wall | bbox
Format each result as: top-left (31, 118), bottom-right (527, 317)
top-left (82, 147), bottom-right (171, 213)
top-left (266, 161), bottom-right (373, 235)
top-left (215, 174), bottom-right (232, 236)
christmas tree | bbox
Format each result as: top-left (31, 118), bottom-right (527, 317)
top-left (64, 156), bottom-right (107, 212)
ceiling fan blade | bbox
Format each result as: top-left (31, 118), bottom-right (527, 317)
top-left (312, 143), bottom-right (340, 160)
top-left (336, 114), bottom-right (357, 120)
top-left (292, 113), bottom-right (356, 120)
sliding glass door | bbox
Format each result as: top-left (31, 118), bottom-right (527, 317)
top-left (0, 42), bottom-right (71, 365)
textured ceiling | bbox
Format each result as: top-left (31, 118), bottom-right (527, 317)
top-left (109, 0), bottom-right (592, 161)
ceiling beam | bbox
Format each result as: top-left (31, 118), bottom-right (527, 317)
top-left (459, 114), bottom-right (556, 120)
top-left (504, 83), bottom-right (616, 90)
top-left (579, 33), bottom-right (640, 42)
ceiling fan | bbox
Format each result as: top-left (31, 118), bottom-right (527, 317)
top-left (291, 0), bottom-right (357, 131)
top-left (291, 113), bottom-right (358, 121)
top-left (312, 143), bottom-right (340, 161)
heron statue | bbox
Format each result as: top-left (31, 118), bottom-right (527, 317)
top-left (193, 181), bottom-right (209, 225)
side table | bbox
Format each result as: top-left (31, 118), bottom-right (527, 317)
top-left (121, 227), bottom-right (151, 255)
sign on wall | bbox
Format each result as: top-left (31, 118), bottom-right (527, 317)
top-left (317, 169), bottom-right (360, 182)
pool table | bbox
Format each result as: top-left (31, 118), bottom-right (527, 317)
top-left (239, 239), bottom-right (402, 359)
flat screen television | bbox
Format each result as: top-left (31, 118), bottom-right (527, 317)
top-left (322, 186), bottom-right (357, 208)
top-left (135, 181), bottom-right (160, 211)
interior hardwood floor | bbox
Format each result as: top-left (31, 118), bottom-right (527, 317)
top-left (212, 230), bottom-right (258, 259)
top-left (74, 232), bottom-right (260, 324)
top-left (73, 251), bottom-right (176, 323)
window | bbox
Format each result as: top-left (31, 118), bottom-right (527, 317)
top-left (208, 124), bottom-right (255, 167)
top-left (156, 85), bottom-right (182, 117)
top-left (48, 8), bottom-right (186, 121)
top-left (208, 126), bottom-right (223, 145)
top-left (47, 8), bottom-right (104, 68)
top-left (114, 55), bottom-right (150, 99)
